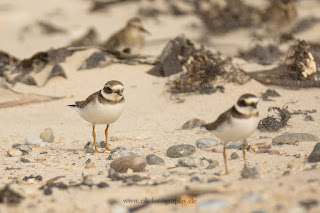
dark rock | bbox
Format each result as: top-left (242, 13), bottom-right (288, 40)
top-left (196, 138), bottom-right (218, 149)
top-left (146, 154), bottom-right (165, 165)
top-left (110, 156), bottom-right (147, 173)
top-left (307, 142), bottom-right (320, 163)
top-left (20, 158), bottom-right (30, 163)
top-left (0, 185), bottom-right (24, 204)
top-left (230, 152), bottom-right (239, 159)
top-left (108, 146), bottom-right (141, 160)
top-left (261, 89), bottom-right (281, 100)
top-left (167, 144), bottom-right (196, 158)
top-left (207, 177), bottom-right (221, 183)
top-left (12, 144), bottom-right (21, 149)
top-left (272, 133), bottom-right (319, 145)
top-left (177, 156), bottom-right (203, 168)
top-left (304, 115), bottom-right (314, 121)
top-left (282, 171), bottom-right (290, 176)
top-left (182, 118), bottom-right (206, 130)
top-left (299, 199), bottom-right (318, 210)
top-left (97, 182), bottom-right (109, 188)
top-left (241, 167), bottom-right (259, 179)
top-left (255, 149), bottom-right (280, 155)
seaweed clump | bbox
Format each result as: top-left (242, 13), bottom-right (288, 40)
top-left (258, 106), bottom-right (291, 132)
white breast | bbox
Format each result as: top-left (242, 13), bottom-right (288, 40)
top-left (78, 99), bottom-right (125, 125)
top-left (213, 116), bottom-right (260, 143)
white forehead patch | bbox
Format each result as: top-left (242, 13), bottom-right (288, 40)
top-left (111, 85), bottom-right (124, 91)
top-left (245, 97), bottom-right (258, 104)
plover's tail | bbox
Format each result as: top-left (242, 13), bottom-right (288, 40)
top-left (68, 105), bottom-right (76, 108)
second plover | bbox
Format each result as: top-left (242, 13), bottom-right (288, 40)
top-left (103, 17), bottom-right (150, 54)
top-left (202, 94), bottom-right (260, 174)
top-left (68, 80), bottom-right (125, 153)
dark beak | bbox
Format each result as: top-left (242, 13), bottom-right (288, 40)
top-left (116, 91), bottom-right (122, 96)
top-left (140, 27), bottom-right (151, 35)
top-left (252, 103), bottom-right (258, 109)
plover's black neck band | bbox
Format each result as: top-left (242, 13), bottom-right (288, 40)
top-left (232, 105), bottom-right (258, 119)
top-left (98, 92), bottom-right (124, 105)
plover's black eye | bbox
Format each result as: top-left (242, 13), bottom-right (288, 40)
top-left (104, 87), bottom-right (112, 94)
top-left (238, 100), bottom-right (247, 107)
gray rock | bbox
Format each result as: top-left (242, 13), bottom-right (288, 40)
top-left (146, 154), bottom-right (165, 165)
top-left (7, 148), bottom-right (23, 157)
top-left (272, 133), bottom-right (319, 145)
top-left (242, 193), bottom-right (263, 203)
top-left (299, 199), bottom-right (318, 210)
top-left (207, 177), bottom-right (221, 183)
top-left (241, 167), bottom-right (259, 179)
top-left (304, 115), bottom-right (314, 121)
top-left (197, 199), bottom-right (230, 211)
top-left (25, 137), bottom-right (43, 146)
top-left (38, 142), bottom-right (49, 148)
top-left (20, 158), bottom-right (31, 163)
top-left (206, 163), bottom-right (216, 169)
top-left (231, 152), bottom-right (240, 159)
top-left (111, 205), bottom-right (129, 213)
top-left (108, 147), bottom-right (141, 160)
top-left (40, 128), bottom-right (54, 143)
top-left (190, 173), bottom-right (203, 182)
top-left (307, 142), bottom-right (320, 163)
top-left (178, 156), bottom-right (203, 168)
top-left (252, 209), bottom-right (269, 213)
top-left (12, 143), bottom-right (21, 149)
top-left (196, 138), bottom-right (218, 149)
top-left (110, 156), bottom-right (147, 172)
top-left (18, 145), bottom-right (32, 153)
top-left (167, 144), bottom-right (196, 158)
top-left (226, 140), bottom-right (246, 149)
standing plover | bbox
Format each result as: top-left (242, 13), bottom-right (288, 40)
top-left (103, 17), bottom-right (150, 54)
top-left (68, 80), bottom-right (125, 153)
top-left (202, 94), bottom-right (259, 174)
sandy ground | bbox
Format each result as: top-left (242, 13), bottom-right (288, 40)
top-left (0, 0), bottom-right (320, 212)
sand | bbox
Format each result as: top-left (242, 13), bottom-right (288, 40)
top-left (0, 0), bottom-right (320, 212)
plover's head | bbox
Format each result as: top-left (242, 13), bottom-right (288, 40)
top-left (126, 17), bottom-right (150, 35)
top-left (235, 93), bottom-right (259, 116)
top-left (101, 80), bottom-right (124, 102)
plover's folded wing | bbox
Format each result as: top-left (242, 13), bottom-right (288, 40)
top-left (201, 108), bottom-right (232, 131)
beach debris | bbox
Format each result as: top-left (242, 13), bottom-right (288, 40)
top-left (261, 89), bottom-right (280, 101)
top-left (195, 0), bottom-right (261, 34)
top-left (258, 106), bottom-right (291, 132)
top-left (272, 133), bottom-right (319, 145)
top-left (146, 154), bottom-right (165, 165)
top-left (249, 40), bottom-right (320, 88)
top-left (0, 185), bottom-right (24, 204)
top-left (0, 51), bottom-right (19, 77)
top-left (23, 175), bottom-right (43, 182)
top-left (177, 156), bottom-right (203, 168)
top-left (195, 138), bottom-right (218, 149)
top-left (307, 142), bottom-right (320, 163)
top-left (291, 17), bottom-right (320, 34)
top-left (40, 128), bottom-right (54, 143)
top-left (167, 144), bottom-right (196, 158)
top-left (238, 44), bottom-right (283, 65)
top-left (181, 118), bottom-right (206, 130)
top-left (110, 155), bottom-right (147, 172)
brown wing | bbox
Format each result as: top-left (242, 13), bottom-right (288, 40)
top-left (75, 91), bottom-right (99, 109)
top-left (103, 29), bottom-right (125, 50)
top-left (201, 108), bottom-right (232, 131)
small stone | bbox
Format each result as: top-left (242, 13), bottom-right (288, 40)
top-left (282, 171), bottom-right (290, 176)
top-left (44, 187), bottom-right (52, 195)
top-left (7, 148), bottom-right (23, 157)
top-left (178, 156), bottom-right (203, 168)
top-left (38, 142), bottom-right (49, 148)
top-left (111, 205), bottom-right (129, 213)
top-left (304, 115), bottom-right (314, 121)
top-left (35, 175), bottom-right (43, 181)
top-left (97, 182), bottom-right (109, 188)
top-left (146, 154), bottom-right (165, 165)
top-left (299, 199), bottom-right (318, 210)
top-left (272, 133), bottom-right (319, 145)
top-left (307, 142), bottom-right (320, 163)
top-left (255, 142), bottom-right (272, 150)
top-left (167, 144), bottom-right (196, 158)
top-left (108, 147), bottom-right (141, 160)
top-left (85, 162), bottom-right (96, 169)
top-left (242, 193), bottom-right (263, 203)
top-left (100, 141), bottom-right (106, 148)
top-left (230, 152), bottom-right (239, 159)
top-left (287, 162), bottom-right (293, 169)
top-left (226, 140), bottom-right (246, 149)
top-left (40, 128), bottom-right (54, 143)
top-left (20, 158), bottom-right (30, 163)
top-left (85, 159), bottom-right (91, 164)
top-left (12, 143), bottom-right (21, 149)
top-left (241, 167), bottom-right (259, 179)
top-left (83, 177), bottom-right (94, 185)
top-left (252, 209), bottom-right (269, 213)
top-left (25, 137), bottom-right (43, 146)
top-left (110, 156), bottom-right (147, 173)
top-left (196, 138), bottom-right (218, 149)
top-left (18, 145), bottom-right (32, 153)
top-left (207, 177), bottom-right (221, 183)
top-left (255, 149), bottom-right (280, 155)
top-left (190, 173), bottom-right (203, 182)
top-left (181, 118), bottom-right (206, 130)
top-left (206, 163), bottom-right (216, 169)
top-left (197, 199), bottom-right (229, 211)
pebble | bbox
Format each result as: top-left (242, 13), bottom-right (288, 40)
top-left (110, 156), bottom-right (147, 172)
top-left (18, 145), bottom-right (32, 153)
top-left (196, 138), bottom-right (218, 149)
top-left (307, 142), bottom-right (320, 163)
top-left (97, 182), bottom-right (109, 188)
top-left (167, 144), bottom-right (196, 158)
top-left (85, 162), bottom-right (96, 169)
top-left (283, 171), bottom-right (290, 176)
top-left (230, 152), bottom-right (239, 159)
top-left (40, 128), bottom-right (54, 143)
top-left (12, 143), bottom-right (21, 149)
top-left (20, 158), bottom-right (30, 163)
top-left (111, 205), bottom-right (129, 213)
top-left (38, 142), bottom-right (49, 148)
top-left (181, 118), bottom-right (206, 130)
top-left (242, 194), bottom-right (263, 203)
top-left (7, 148), bottom-right (23, 157)
top-left (304, 115), bottom-right (314, 121)
top-left (255, 149), bottom-right (280, 155)
top-left (108, 147), bottom-right (141, 160)
top-left (241, 167), bottom-right (259, 179)
top-left (197, 199), bottom-right (229, 211)
top-left (206, 163), bottom-right (216, 169)
top-left (146, 154), bottom-right (165, 165)
top-left (226, 140), bottom-right (246, 149)
top-left (207, 177), bottom-right (221, 183)
top-left (178, 156), bottom-right (203, 168)
top-left (190, 173), bottom-right (203, 182)
top-left (25, 137), bottom-right (43, 146)
top-left (272, 133), bottom-right (319, 145)
top-left (255, 142), bottom-right (272, 150)
top-left (299, 199), bottom-right (318, 210)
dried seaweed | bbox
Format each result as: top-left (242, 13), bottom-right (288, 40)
top-left (258, 106), bottom-right (291, 132)
top-left (291, 17), bottom-right (320, 34)
top-left (89, 0), bottom-right (141, 12)
top-left (250, 40), bottom-right (320, 88)
top-left (0, 185), bottom-right (24, 204)
top-left (37, 21), bottom-right (66, 34)
top-left (69, 28), bottom-right (99, 47)
top-left (261, 89), bottom-right (280, 101)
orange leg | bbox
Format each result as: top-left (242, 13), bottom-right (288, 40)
top-left (223, 144), bottom-right (229, 175)
top-left (243, 140), bottom-right (248, 169)
top-left (102, 125), bottom-right (112, 152)
top-left (93, 125), bottom-right (101, 153)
